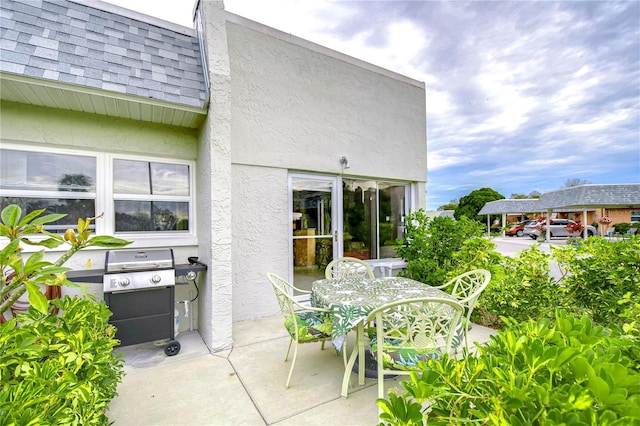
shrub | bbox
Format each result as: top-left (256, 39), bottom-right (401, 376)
top-left (613, 222), bottom-right (631, 234)
top-left (475, 246), bottom-right (570, 328)
top-left (0, 296), bottom-right (124, 424)
top-left (553, 236), bottom-right (640, 325)
top-left (397, 210), bottom-right (484, 287)
top-left (377, 311), bottom-right (640, 425)
top-left (0, 204), bottom-right (130, 424)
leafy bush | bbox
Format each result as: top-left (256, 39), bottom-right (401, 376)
top-left (553, 236), bottom-right (640, 325)
top-left (377, 311), bottom-right (640, 425)
top-left (1, 204), bottom-right (130, 424)
top-left (613, 222), bottom-right (631, 234)
top-left (0, 296), bottom-right (124, 425)
top-left (475, 246), bottom-right (570, 328)
top-left (397, 210), bottom-right (484, 287)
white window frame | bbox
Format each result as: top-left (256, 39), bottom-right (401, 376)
top-left (1, 144), bottom-right (197, 250)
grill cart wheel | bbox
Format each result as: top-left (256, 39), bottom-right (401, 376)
top-left (164, 340), bottom-right (181, 356)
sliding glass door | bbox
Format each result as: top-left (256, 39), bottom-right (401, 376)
top-left (342, 179), bottom-right (409, 260)
top-left (289, 174), bottom-right (338, 296)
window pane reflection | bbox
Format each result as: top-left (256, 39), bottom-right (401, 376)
top-left (115, 201), bottom-right (189, 232)
top-left (342, 180), bottom-right (407, 259)
top-left (113, 160), bottom-right (189, 195)
top-left (0, 150), bottom-right (95, 192)
top-left (0, 197), bottom-right (95, 233)
top-left (113, 160), bottom-right (150, 194)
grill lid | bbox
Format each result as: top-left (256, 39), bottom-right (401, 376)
top-left (104, 248), bottom-right (175, 273)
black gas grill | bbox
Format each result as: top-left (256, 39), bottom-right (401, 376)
top-left (103, 248), bottom-right (180, 356)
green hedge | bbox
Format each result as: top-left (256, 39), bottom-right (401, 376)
top-left (0, 296), bottom-right (124, 425)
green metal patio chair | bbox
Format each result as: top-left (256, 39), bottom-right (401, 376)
top-left (266, 272), bottom-right (336, 388)
top-left (325, 257), bottom-right (375, 280)
top-left (366, 297), bottom-right (464, 401)
top-left (433, 269), bottom-right (491, 352)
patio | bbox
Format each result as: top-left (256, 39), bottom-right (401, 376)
top-left (106, 315), bottom-right (497, 425)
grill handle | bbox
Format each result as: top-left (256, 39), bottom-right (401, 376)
top-left (120, 263), bottom-right (160, 269)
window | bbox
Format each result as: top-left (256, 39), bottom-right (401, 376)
top-left (631, 211), bottom-right (640, 223)
top-left (0, 146), bottom-right (195, 243)
top-left (342, 179), bottom-right (409, 259)
top-left (0, 149), bottom-right (96, 233)
top-left (113, 159), bottom-right (190, 232)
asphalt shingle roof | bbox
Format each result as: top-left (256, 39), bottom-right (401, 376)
top-left (0, 0), bottom-right (207, 108)
top-left (478, 199), bottom-right (543, 215)
top-left (538, 183), bottom-right (640, 209)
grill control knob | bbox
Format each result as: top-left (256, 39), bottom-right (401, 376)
top-left (119, 278), bottom-right (131, 287)
top-left (151, 274), bottom-right (162, 284)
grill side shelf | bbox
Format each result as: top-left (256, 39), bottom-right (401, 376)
top-left (67, 263), bottom-right (207, 284)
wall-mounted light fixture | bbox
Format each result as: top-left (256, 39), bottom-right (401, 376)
top-left (340, 156), bottom-right (350, 169)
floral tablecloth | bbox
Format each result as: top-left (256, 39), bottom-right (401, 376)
top-left (311, 277), bottom-right (452, 350)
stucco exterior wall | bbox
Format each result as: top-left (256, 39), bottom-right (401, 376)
top-left (231, 165), bottom-right (287, 321)
top-left (225, 18), bottom-right (427, 182)
top-left (197, 0), bottom-right (234, 351)
top-left (224, 16), bottom-right (427, 322)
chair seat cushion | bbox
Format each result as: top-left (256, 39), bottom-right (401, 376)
top-left (368, 335), bottom-right (442, 370)
top-left (285, 311), bottom-right (332, 342)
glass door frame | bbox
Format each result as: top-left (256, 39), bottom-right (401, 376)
top-left (288, 173), bottom-right (341, 301)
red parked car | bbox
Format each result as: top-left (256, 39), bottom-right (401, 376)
top-left (505, 220), bottom-right (537, 237)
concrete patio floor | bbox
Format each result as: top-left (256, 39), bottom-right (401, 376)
top-left (106, 315), bottom-right (497, 425)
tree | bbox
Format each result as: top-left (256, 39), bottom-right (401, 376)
top-left (565, 178), bottom-right (590, 188)
top-left (438, 199), bottom-right (458, 211)
top-left (529, 190), bottom-right (542, 198)
top-left (455, 188), bottom-right (504, 223)
top-left (510, 193), bottom-right (528, 199)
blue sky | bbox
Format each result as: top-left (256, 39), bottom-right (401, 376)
top-left (100, 0), bottom-right (640, 210)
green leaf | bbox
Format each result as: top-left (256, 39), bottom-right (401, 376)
top-left (25, 282), bottom-right (48, 314)
top-left (17, 208), bottom-right (46, 227)
top-left (1, 204), bottom-right (22, 227)
top-left (30, 213), bottom-right (67, 226)
top-left (86, 236), bottom-right (132, 247)
top-left (0, 239), bottom-right (21, 261)
top-left (21, 237), bottom-right (65, 249)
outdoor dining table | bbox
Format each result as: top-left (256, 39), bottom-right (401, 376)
top-left (311, 276), bottom-right (454, 397)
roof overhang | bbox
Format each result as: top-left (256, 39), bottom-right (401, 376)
top-left (0, 73), bottom-right (207, 129)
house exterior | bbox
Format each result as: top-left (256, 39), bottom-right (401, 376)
top-left (479, 184), bottom-right (640, 236)
top-left (0, 0), bottom-right (427, 351)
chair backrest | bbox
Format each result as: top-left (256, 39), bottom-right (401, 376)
top-left (367, 297), bottom-right (464, 355)
top-left (325, 257), bottom-right (375, 279)
top-left (266, 272), bottom-right (300, 318)
top-left (441, 269), bottom-right (491, 309)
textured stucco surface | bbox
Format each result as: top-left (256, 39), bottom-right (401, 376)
top-left (196, 1), bottom-right (233, 351)
top-left (231, 165), bottom-right (288, 321)
top-left (226, 19), bottom-right (427, 182)
top-left (225, 17), bottom-right (427, 321)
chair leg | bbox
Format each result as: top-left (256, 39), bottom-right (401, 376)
top-left (464, 326), bottom-right (470, 354)
top-left (285, 340), bottom-right (299, 389)
top-left (285, 337), bottom-right (293, 362)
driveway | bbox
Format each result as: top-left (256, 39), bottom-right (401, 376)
top-left (491, 236), bottom-right (564, 279)
top-left (491, 235), bottom-right (566, 257)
